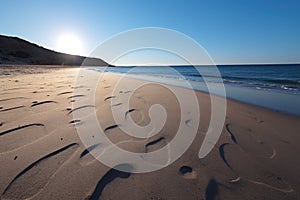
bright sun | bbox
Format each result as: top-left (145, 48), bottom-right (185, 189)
top-left (57, 34), bottom-right (82, 55)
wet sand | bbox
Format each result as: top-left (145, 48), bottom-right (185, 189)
top-left (0, 65), bottom-right (300, 200)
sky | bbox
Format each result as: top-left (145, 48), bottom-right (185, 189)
top-left (0, 0), bottom-right (300, 65)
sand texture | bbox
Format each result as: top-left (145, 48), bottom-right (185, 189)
top-left (0, 66), bottom-right (300, 200)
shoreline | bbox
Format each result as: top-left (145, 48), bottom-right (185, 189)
top-left (93, 69), bottom-right (300, 117)
top-left (1, 64), bottom-right (298, 118)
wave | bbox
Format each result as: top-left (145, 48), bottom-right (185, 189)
top-left (221, 76), bottom-right (300, 85)
top-left (144, 72), bottom-right (300, 86)
top-left (90, 67), bottom-right (300, 94)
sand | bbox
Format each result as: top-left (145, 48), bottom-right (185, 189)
top-left (0, 65), bottom-right (300, 200)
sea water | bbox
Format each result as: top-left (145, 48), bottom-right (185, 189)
top-left (92, 64), bottom-right (300, 116)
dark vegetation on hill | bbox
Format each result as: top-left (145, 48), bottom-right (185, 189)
top-left (0, 35), bottom-right (109, 66)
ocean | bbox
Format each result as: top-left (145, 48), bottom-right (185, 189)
top-left (91, 64), bottom-right (300, 115)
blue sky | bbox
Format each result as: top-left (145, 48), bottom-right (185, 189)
top-left (0, 0), bottom-right (299, 64)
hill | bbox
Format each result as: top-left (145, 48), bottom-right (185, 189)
top-left (0, 35), bottom-right (109, 66)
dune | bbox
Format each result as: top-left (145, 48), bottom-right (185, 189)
top-left (0, 65), bottom-right (299, 200)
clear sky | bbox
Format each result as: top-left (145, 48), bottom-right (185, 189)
top-left (1, 0), bottom-right (300, 64)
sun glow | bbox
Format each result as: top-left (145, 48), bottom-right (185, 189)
top-left (56, 33), bottom-right (82, 55)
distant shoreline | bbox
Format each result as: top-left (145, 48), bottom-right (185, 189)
top-left (113, 63), bottom-right (300, 67)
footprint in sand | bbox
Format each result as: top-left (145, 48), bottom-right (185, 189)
top-left (67, 95), bottom-right (85, 99)
top-left (68, 105), bottom-right (95, 114)
top-left (87, 164), bottom-right (132, 200)
top-left (222, 144), bottom-right (293, 193)
top-left (0, 123), bottom-right (44, 136)
top-left (57, 91), bottom-right (73, 96)
top-left (205, 179), bottom-right (219, 200)
top-left (218, 143), bottom-right (232, 170)
top-left (80, 143), bottom-right (101, 158)
top-left (31, 100), bottom-right (57, 107)
top-left (225, 123), bottom-right (238, 144)
top-left (0, 105), bottom-right (25, 112)
top-left (104, 96), bottom-right (116, 101)
top-left (179, 166), bottom-right (197, 179)
top-left (125, 108), bottom-right (136, 119)
top-left (1, 143), bottom-right (78, 200)
top-left (185, 119), bottom-right (192, 126)
top-left (145, 137), bottom-right (166, 153)
top-left (104, 124), bottom-right (119, 133)
top-left (69, 119), bottom-right (82, 125)
top-left (0, 123), bottom-right (46, 152)
top-left (227, 124), bottom-right (275, 159)
top-left (79, 143), bottom-right (103, 165)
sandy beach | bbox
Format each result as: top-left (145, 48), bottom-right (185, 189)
top-left (0, 65), bottom-right (300, 200)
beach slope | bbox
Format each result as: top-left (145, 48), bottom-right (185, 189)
top-left (0, 66), bottom-right (299, 200)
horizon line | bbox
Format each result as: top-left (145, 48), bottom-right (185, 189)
top-left (113, 62), bottom-right (300, 67)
